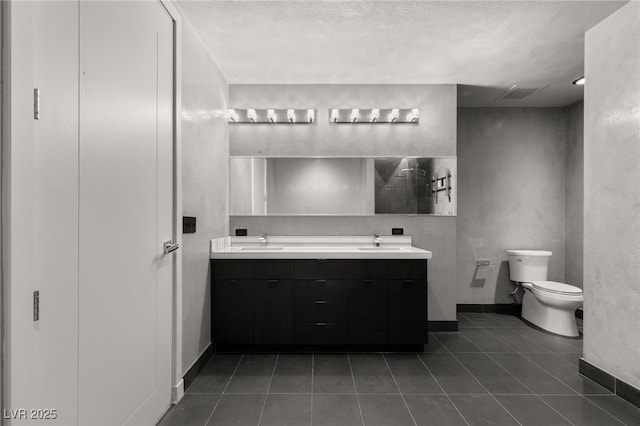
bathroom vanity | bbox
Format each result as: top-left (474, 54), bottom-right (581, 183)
top-left (210, 236), bottom-right (432, 351)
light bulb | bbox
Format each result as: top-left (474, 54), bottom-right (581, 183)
top-left (267, 109), bottom-right (277, 123)
top-left (287, 109), bottom-right (296, 123)
top-left (330, 109), bottom-right (339, 123)
top-left (388, 109), bottom-right (399, 123)
top-left (406, 108), bottom-right (419, 123)
top-left (307, 109), bottom-right (315, 123)
top-left (370, 109), bottom-right (380, 123)
top-left (350, 109), bottom-right (359, 123)
top-left (247, 108), bottom-right (257, 123)
top-left (227, 109), bottom-right (239, 123)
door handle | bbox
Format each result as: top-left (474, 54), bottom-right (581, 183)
top-left (164, 240), bottom-right (180, 254)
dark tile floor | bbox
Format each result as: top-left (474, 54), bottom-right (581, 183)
top-left (158, 313), bottom-right (640, 426)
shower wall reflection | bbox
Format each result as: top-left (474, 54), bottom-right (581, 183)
top-left (374, 157), bottom-right (456, 215)
top-left (229, 156), bottom-right (456, 216)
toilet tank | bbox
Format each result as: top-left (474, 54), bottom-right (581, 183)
top-left (505, 250), bottom-right (552, 282)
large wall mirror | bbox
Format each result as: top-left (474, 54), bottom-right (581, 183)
top-left (229, 156), bottom-right (457, 216)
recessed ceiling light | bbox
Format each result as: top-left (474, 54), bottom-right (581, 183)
top-left (572, 77), bottom-right (585, 86)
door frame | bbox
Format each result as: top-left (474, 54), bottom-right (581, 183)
top-left (157, 0), bottom-right (185, 404)
top-left (0, 0), bottom-right (186, 417)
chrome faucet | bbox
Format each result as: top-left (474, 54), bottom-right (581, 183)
top-left (259, 233), bottom-right (268, 246)
top-left (374, 233), bottom-right (381, 247)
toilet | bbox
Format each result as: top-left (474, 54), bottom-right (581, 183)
top-left (506, 250), bottom-right (583, 337)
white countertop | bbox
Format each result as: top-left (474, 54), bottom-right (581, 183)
top-left (210, 236), bottom-right (432, 260)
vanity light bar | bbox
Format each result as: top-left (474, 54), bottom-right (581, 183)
top-left (227, 108), bottom-right (317, 124)
top-left (329, 108), bottom-right (419, 124)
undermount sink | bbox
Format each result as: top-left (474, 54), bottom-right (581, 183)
top-left (358, 247), bottom-right (402, 251)
top-left (239, 247), bottom-right (284, 251)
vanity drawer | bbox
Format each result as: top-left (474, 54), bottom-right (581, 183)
top-left (295, 300), bottom-right (346, 322)
top-left (295, 280), bottom-right (347, 301)
top-left (294, 260), bottom-right (349, 279)
top-left (387, 260), bottom-right (427, 280)
top-left (213, 260), bottom-right (254, 279)
top-left (347, 260), bottom-right (388, 279)
top-left (295, 322), bottom-right (347, 344)
top-left (255, 260), bottom-right (295, 279)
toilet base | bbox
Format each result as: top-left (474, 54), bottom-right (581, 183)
top-left (521, 292), bottom-right (579, 337)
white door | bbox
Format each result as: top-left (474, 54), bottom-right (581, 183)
top-left (8, 2), bottom-right (80, 424)
top-left (78, 2), bottom-right (174, 425)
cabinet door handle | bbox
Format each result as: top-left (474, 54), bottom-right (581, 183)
top-left (315, 300), bottom-right (327, 304)
top-left (316, 322), bottom-right (327, 326)
top-left (268, 279), bottom-right (279, 284)
top-left (316, 280), bottom-right (326, 284)
top-left (403, 279), bottom-right (414, 285)
top-left (362, 279), bottom-right (374, 284)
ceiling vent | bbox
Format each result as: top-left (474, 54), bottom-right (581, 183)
top-left (496, 85), bottom-right (546, 100)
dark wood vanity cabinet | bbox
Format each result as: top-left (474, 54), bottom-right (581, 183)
top-left (213, 260), bottom-right (254, 344)
top-left (211, 258), bottom-right (427, 348)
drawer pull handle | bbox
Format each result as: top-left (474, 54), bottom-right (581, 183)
top-left (362, 279), bottom-right (374, 284)
top-left (403, 279), bottom-right (414, 284)
top-left (268, 279), bottom-right (279, 284)
top-left (316, 280), bottom-right (327, 284)
top-left (315, 300), bottom-right (327, 304)
top-left (316, 322), bottom-right (327, 326)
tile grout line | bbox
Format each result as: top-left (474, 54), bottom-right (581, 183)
top-left (482, 327), bottom-right (548, 353)
top-left (431, 333), bottom-right (525, 426)
top-left (203, 353), bottom-right (245, 426)
top-left (346, 354), bottom-right (366, 426)
top-left (256, 354), bottom-right (280, 426)
top-left (380, 354), bottom-right (418, 426)
top-left (481, 351), bottom-right (576, 426)
top-left (310, 353), bottom-right (314, 426)
top-left (575, 395), bottom-right (631, 426)
top-left (414, 352), bottom-right (471, 426)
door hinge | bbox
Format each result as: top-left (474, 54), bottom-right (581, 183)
top-left (33, 290), bottom-right (40, 322)
top-left (33, 88), bottom-right (41, 120)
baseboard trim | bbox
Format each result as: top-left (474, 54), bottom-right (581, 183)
top-left (428, 320), bottom-right (458, 331)
top-left (457, 304), bottom-right (522, 315)
top-left (183, 344), bottom-right (214, 392)
top-left (579, 358), bottom-right (640, 408)
top-left (171, 379), bottom-right (184, 404)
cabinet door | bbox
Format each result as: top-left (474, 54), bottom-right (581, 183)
top-left (255, 279), bottom-right (294, 344)
top-left (347, 279), bottom-right (387, 344)
top-left (214, 279), bottom-right (254, 344)
top-left (388, 279), bottom-right (427, 344)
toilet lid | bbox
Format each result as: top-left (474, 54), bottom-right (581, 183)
top-left (531, 281), bottom-right (583, 295)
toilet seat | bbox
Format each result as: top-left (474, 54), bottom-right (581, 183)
top-left (530, 280), bottom-right (583, 295)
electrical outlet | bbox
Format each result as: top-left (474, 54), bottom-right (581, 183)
top-left (183, 216), bottom-right (196, 234)
top-left (235, 228), bottom-right (248, 236)
top-left (476, 259), bottom-right (491, 266)
top-left (392, 228), bottom-right (404, 235)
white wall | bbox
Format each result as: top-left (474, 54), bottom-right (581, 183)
top-left (180, 20), bottom-right (229, 374)
top-left (584, 1), bottom-right (640, 388)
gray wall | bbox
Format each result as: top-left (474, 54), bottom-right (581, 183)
top-left (456, 108), bottom-right (567, 304)
top-left (584, 1), bottom-right (640, 388)
top-left (565, 101), bottom-right (584, 288)
top-left (229, 84), bottom-right (458, 321)
top-left (181, 22), bottom-right (229, 374)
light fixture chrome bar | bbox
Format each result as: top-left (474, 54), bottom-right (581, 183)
top-left (328, 108), bottom-right (419, 124)
top-left (227, 108), bottom-right (317, 124)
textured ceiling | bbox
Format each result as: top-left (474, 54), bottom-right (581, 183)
top-left (177, 0), bottom-right (627, 107)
